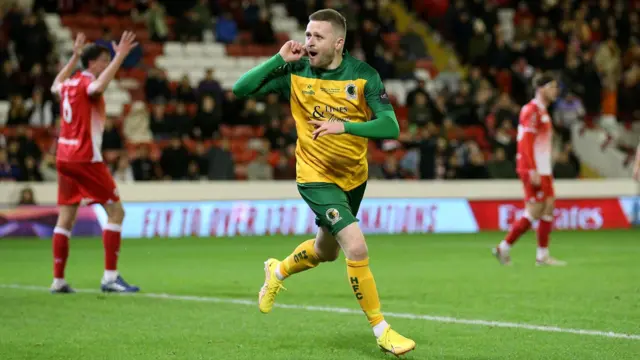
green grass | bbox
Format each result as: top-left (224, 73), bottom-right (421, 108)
top-left (1, 230), bottom-right (640, 360)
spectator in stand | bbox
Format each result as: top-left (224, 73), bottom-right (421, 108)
top-left (238, 98), bottom-right (264, 126)
top-left (0, 61), bottom-right (14, 100)
top-left (273, 153), bottom-right (296, 180)
top-left (553, 92), bottom-right (585, 142)
top-left (168, 101), bottom-right (193, 138)
top-left (18, 156), bottom-right (42, 182)
top-left (186, 160), bottom-right (202, 181)
top-left (175, 10), bottom-right (203, 42)
top-left (0, 148), bottom-right (20, 181)
top-left (197, 68), bottom-right (223, 104)
top-left (408, 92), bottom-right (433, 131)
top-left (28, 63), bottom-right (53, 100)
top-left (242, 0), bottom-right (261, 27)
top-left (174, 75), bottom-right (196, 104)
top-left (26, 88), bottom-right (54, 127)
top-left (376, 50), bottom-right (395, 80)
top-left (206, 139), bottom-right (235, 180)
top-left (192, 141), bottom-right (209, 178)
top-left (221, 90), bottom-right (242, 124)
top-left (247, 149), bottom-right (273, 180)
top-left (123, 101), bottom-right (153, 143)
top-left (11, 126), bottom-right (41, 164)
top-left (13, 12), bottom-right (52, 73)
top-left (150, 103), bottom-right (171, 140)
top-left (487, 147), bottom-right (516, 179)
top-left (367, 152), bottom-right (384, 180)
top-left (192, 95), bottom-right (221, 139)
top-left (133, 0), bottom-right (168, 42)
top-left (145, 67), bottom-right (172, 103)
top-left (216, 12), bottom-right (238, 44)
top-left (192, 0), bottom-right (212, 32)
top-left (553, 147), bottom-right (579, 179)
top-left (131, 146), bottom-right (156, 181)
top-left (39, 153), bottom-right (57, 181)
top-left (252, 9), bottom-right (276, 45)
top-left (382, 154), bottom-right (403, 179)
top-left (160, 135), bottom-right (190, 180)
top-left (458, 147), bottom-right (489, 179)
top-left (112, 155), bottom-right (135, 183)
top-left (264, 118), bottom-right (285, 150)
top-left (17, 186), bottom-right (36, 205)
top-left (102, 118), bottom-right (124, 151)
top-left (399, 23), bottom-right (428, 60)
top-left (7, 94), bottom-right (30, 127)
top-left (263, 93), bottom-right (283, 121)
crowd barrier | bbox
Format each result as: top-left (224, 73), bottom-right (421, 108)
top-left (1, 180), bottom-right (639, 238)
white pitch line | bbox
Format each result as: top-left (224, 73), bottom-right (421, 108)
top-left (2, 284), bottom-right (639, 341)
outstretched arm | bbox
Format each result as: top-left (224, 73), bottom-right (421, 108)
top-left (232, 54), bottom-right (287, 98)
top-left (232, 40), bottom-right (305, 98)
top-left (51, 33), bottom-right (86, 97)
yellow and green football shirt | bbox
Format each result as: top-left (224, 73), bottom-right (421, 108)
top-left (233, 51), bottom-right (399, 191)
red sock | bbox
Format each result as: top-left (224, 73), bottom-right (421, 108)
top-left (505, 214), bottom-right (532, 245)
top-left (103, 224), bottom-right (122, 271)
top-left (537, 216), bottom-right (553, 248)
top-left (53, 227), bottom-right (70, 279)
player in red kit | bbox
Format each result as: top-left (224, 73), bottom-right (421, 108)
top-left (493, 74), bottom-right (567, 266)
top-left (49, 32), bottom-right (140, 293)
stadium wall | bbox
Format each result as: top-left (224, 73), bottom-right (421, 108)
top-left (1, 180), bottom-right (639, 238)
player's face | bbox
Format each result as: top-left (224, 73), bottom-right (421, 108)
top-left (542, 81), bottom-right (559, 103)
top-left (305, 21), bottom-right (341, 68)
top-left (92, 52), bottom-right (111, 75)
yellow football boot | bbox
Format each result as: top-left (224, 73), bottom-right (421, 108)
top-left (376, 325), bottom-right (416, 357)
top-left (258, 258), bottom-right (286, 313)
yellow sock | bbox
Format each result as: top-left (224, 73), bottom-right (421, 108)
top-left (346, 258), bottom-right (385, 327)
top-left (278, 239), bottom-right (321, 279)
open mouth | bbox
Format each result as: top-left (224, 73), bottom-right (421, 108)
top-left (308, 50), bottom-right (318, 58)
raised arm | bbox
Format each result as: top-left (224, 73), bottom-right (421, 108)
top-left (51, 33), bottom-right (86, 96)
top-left (88, 31), bottom-right (138, 96)
top-left (232, 40), bottom-right (304, 98)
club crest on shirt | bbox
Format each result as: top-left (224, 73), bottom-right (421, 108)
top-left (541, 114), bottom-right (550, 123)
top-left (345, 83), bottom-right (357, 100)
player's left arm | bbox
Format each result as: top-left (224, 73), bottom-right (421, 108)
top-left (51, 33), bottom-right (86, 97)
top-left (343, 69), bottom-right (399, 139)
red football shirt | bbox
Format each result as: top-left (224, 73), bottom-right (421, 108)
top-left (54, 71), bottom-right (106, 163)
top-left (516, 98), bottom-right (553, 176)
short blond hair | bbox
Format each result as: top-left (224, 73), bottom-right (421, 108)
top-left (309, 9), bottom-right (347, 38)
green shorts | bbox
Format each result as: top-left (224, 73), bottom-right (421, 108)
top-left (297, 182), bottom-right (367, 236)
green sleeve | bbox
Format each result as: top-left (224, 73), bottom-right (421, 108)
top-left (343, 68), bottom-right (399, 139)
top-left (232, 54), bottom-right (290, 98)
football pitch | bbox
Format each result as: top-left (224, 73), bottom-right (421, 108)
top-left (1, 230), bottom-right (639, 360)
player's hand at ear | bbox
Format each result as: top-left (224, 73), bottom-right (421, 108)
top-left (279, 40), bottom-right (307, 62)
top-left (112, 31), bottom-right (138, 56)
top-left (309, 120), bottom-right (345, 140)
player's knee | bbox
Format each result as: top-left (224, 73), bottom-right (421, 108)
top-left (316, 246), bottom-right (340, 262)
top-left (344, 242), bottom-right (368, 261)
top-left (107, 204), bottom-right (125, 224)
